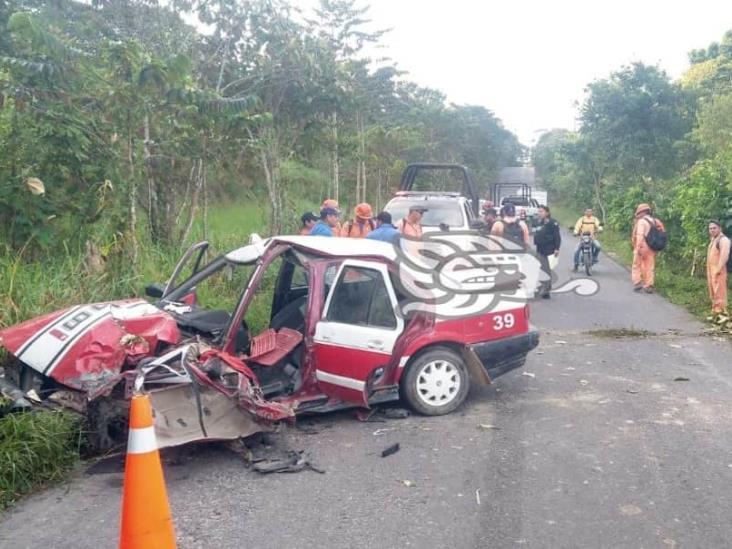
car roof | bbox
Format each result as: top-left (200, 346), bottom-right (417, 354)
top-left (225, 235), bottom-right (398, 264)
top-left (388, 193), bottom-right (467, 202)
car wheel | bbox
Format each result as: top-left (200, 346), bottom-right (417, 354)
top-left (400, 347), bottom-right (470, 416)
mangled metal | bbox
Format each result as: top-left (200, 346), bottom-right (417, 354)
top-left (0, 235), bottom-right (540, 452)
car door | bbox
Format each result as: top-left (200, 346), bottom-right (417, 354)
top-left (312, 260), bottom-right (404, 406)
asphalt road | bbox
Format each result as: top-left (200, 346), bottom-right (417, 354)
top-left (2, 231), bottom-right (732, 549)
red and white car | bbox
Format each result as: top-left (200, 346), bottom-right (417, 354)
top-left (0, 236), bottom-right (539, 449)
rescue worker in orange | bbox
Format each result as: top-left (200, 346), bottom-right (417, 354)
top-left (706, 220), bottom-right (730, 314)
top-left (396, 205), bottom-right (427, 237)
top-left (342, 203), bottom-right (375, 238)
top-left (321, 199), bottom-right (343, 236)
top-left (631, 203), bottom-right (658, 293)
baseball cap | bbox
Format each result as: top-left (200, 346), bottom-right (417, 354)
top-left (501, 203), bottom-right (516, 217)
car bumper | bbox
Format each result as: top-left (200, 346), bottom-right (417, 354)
top-left (470, 330), bottom-right (539, 379)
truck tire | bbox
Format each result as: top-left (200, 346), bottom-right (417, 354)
top-left (400, 347), bottom-right (470, 416)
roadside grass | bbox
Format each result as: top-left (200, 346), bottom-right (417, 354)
top-left (0, 198), bottom-right (314, 510)
top-left (0, 409), bottom-right (82, 510)
top-left (552, 203), bottom-right (711, 320)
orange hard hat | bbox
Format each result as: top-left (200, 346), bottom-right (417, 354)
top-left (322, 199), bottom-right (339, 209)
top-left (354, 203), bottom-right (373, 219)
top-left (635, 203), bottom-right (651, 216)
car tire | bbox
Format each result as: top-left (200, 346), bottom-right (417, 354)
top-left (400, 347), bottom-right (470, 416)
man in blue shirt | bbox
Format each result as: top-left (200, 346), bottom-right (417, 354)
top-left (309, 207), bottom-right (340, 237)
top-left (366, 212), bottom-right (400, 244)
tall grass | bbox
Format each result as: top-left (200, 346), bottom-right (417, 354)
top-left (0, 410), bottom-right (81, 510)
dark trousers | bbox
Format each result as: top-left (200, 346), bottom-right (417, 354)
top-left (538, 252), bottom-right (552, 296)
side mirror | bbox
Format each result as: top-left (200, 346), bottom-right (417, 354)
top-left (145, 283), bottom-right (165, 299)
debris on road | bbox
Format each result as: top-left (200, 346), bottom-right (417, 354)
top-left (373, 428), bottom-right (394, 436)
top-left (476, 489), bottom-right (481, 506)
top-left (399, 479), bottom-right (416, 487)
top-left (381, 443), bottom-right (400, 458)
top-left (383, 407), bottom-right (410, 419)
top-left (252, 451), bottom-right (325, 474)
top-left (673, 377), bottom-right (690, 382)
top-left (626, 388), bottom-right (640, 394)
top-left (579, 379), bottom-right (589, 386)
top-left (521, 372), bottom-right (536, 378)
top-left (477, 423), bottom-right (499, 431)
top-left (555, 340), bottom-right (567, 345)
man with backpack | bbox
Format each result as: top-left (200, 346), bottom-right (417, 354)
top-left (342, 203), bottom-right (375, 238)
top-left (706, 220), bottom-right (731, 314)
top-left (491, 203), bottom-right (529, 248)
top-left (632, 203), bottom-right (666, 293)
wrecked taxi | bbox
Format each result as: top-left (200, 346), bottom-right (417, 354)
top-left (0, 234), bottom-right (539, 450)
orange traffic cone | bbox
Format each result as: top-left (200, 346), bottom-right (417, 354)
top-left (119, 394), bottom-right (176, 549)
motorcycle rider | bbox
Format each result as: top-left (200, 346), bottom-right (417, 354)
top-left (573, 208), bottom-right (602, 271)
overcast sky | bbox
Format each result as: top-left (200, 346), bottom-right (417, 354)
top-left (325, 0), bottom-right (732, 145)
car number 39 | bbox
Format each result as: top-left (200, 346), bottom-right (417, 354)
top-left (492, 313), bottom-right (515, 331)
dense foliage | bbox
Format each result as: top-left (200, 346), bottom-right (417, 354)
top-left (534, 32), bottom-right (732, 273)
top-left (0, 0), bottom-right (521, 258)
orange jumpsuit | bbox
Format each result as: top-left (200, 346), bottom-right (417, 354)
top-left (631, 216), bottom-right (656, 288)
top-left (396, 218), bottom-right (423, 238)
top-left (707, 234), bottom-right (730, 313)
top-left (342, 219), bottom-right (374, 238)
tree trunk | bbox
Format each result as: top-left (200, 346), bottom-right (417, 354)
top-left (359, 112), bottom-right (367, 204)
top-left (180, 159), bottom-right (203, 245)
top-left (331, 111), bottom-right (339, 203)
top-left (127, 118), bottom-right (138, 266)
top-left (593, 172), bottom-right (606, 223)
top-left (143, 114), bottom-right (160, 243)
top-left (258, 130), bottom-right (284, 235)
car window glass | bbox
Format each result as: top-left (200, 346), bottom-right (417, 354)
top-left (385, 200), bottom-right (463, 227)
top-left (326, 266), bottom-right (397, 329)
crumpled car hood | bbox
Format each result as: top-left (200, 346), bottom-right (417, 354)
top-left (0, 299), bottom-right (179, 393)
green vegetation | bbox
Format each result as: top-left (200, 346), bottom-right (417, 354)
top-left (535, 34), bottom-right (732, 320)
top-left (0, 409), bottom-right (81, 510)
top-left (552, 204), bottom-right (710, 318)
top-left (0, 0), bottom-right (524, 507)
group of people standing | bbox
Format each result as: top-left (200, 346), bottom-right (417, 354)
top-left (299, 200), bottom-right (428, 243)
top-left (299, 197), bottom-right (730, 314)
top-left (481, 201), bottom-right (561, 299)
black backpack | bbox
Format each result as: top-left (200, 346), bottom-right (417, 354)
top-left (715, 237), bottom-right (732, 272)
top-left (644, 217), bottom-right (668, 252)
top-left (502, 220), bottom-right (525, 246)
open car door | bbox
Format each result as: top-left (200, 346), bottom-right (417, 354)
top-left (312, 260), bottom-right (404, 407)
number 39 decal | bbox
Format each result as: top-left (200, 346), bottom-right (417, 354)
top-left (492, 313), bottom-right (515, 331)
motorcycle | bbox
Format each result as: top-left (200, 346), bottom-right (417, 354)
top-left (578, 232), bottom-right (594, 276)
